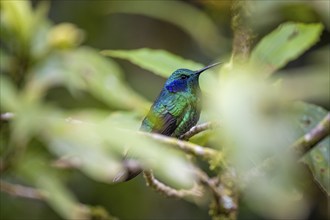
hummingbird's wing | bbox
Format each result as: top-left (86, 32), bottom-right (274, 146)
top-left (154, 111), bottom-right (178, 136)
top-left (140, 95), bottom-right (188, 137)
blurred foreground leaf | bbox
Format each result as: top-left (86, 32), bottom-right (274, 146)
top-left (1, 1), bottom-right (36, 48)
top-left (45, 118), bottom-right (123, 183)
top-left (102, 48), bottom-right (203, 78)
top-left (0, 1), bottom-right (50, 59)
top-left (98, 114), bottom-right (196, 188)
top-left (48, 23), bottom-right (85, 49)
top-left (214, 69), bottom-right (328, 218)
top-left (249, 22), bottom-right (323, 76)
top-left (30, 47), bottom-right (148, 111)
top-left (0, 76), bottom-right (57, 145)
top-left (30, 110), bottom-right (196, 188)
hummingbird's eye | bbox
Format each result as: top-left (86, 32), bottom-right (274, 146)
top-left (180, 75), bottom-right (188, 80)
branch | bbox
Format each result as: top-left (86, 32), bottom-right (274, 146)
top-left (231, 0), bottom-right (254, 62)
top-left (0, 112), bottom-right (15, 121)
top-left (0, 180), bottom-right (119, 219)
top-left (243, 112), bottom-right (330, 184)
top-left (51, 155), bottom-right (82, 169)
top-left (0, 180), bottom-right (45, 200)
top-left (194, 166), bottom-right (238, 219)
top-left (112, 159), bottom-right (143, 183)
top-left (142, 160), bottom-right (238, 218)
top-left (1, 113), bottom-right (219, 161)
top-left (179, 122), bottom-right (217, 140)
top-left (143, 170), bottom-right (202, 199)
top-left (52, 128), bottom-right (222, 182)
top-left (141, 132), bottom-right (220, 161)
top-left (291, 113), bottom-right (330, 157)
top-left (0, 112), bottom-right (88, 125)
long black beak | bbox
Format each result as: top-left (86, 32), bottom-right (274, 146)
top-left (195, 62), bottom-right (221, 75)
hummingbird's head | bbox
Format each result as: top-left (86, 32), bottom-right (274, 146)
top-left (165, 62), bottom-right (220, 93)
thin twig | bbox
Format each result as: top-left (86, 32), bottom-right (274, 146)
top-left (0, 180), bottom-right (118, 219)
top-left (0, 180), bottom-right (45, 200)
top-left (51, 156), bottom-right (82, 169)
top-left (193, 166), bottom-right (220, 197)
top-left (140, 132), bottom-right (219, 161)
top-left (143, 170), bottom-right (202, 198)
top-left (0, 112), bottom-right (15, 121)
top-left (291, 113), bottom-right (330, 156)
top-left (0, 112), bottom-right (89, 125)
top-left (194, 166), bottom-right (237, 217)
top-left (179, 122), bottom-right (217, 140)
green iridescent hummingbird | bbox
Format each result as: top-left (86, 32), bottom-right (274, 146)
top-left (114, 62), bottom-right (220, 182)
top-left (140, 62), bottom-right (220, 137)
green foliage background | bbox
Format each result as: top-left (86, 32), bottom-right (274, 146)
top-left (0, 1), bottom-right (329, 220)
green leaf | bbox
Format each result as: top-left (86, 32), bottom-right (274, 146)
top-left (30, 47), bottom-right (148, 111)
top-left (101, 48), bottom-right (203, 78)
top-left (249, 22), bottom-right (323, 76)
top-left (293, 102), bottom-right (330, 195)
top-left (67, 47), bottom-right (148, 110)
top-left (105, 1), bottom-right (225, 55)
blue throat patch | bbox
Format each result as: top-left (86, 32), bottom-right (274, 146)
top-left (166, 79), bottom-right (187, 93)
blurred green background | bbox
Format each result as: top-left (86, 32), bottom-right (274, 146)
top-left (47, 0), bottom-right (329, 108)
top-left (1, 1), bottom-right (329, 219)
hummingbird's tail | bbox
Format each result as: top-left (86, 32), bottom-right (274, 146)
top-left (113, 159), bottom-right (143, 182)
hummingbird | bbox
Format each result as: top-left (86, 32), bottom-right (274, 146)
top-left (114, 62), bottom-right (220, 182)
top-left (140, 62), bottom-right (220, 137)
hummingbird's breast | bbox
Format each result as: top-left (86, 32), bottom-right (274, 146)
top-left (171, 93), bottom-right (201, 138)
